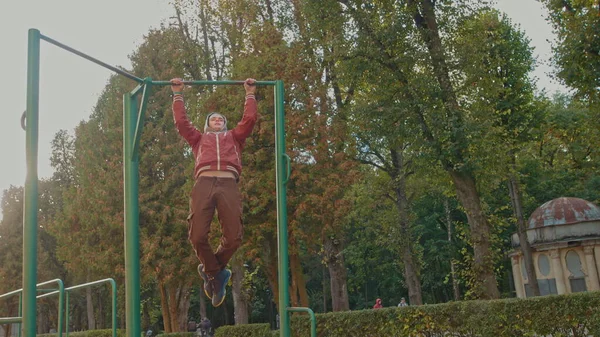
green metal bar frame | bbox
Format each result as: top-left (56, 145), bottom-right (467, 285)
top-left (38, 279), bottom-right (117, 337)
top-left (23, 28), bottom-right (40, 337)
top-left (0, 279), bottom-right (65, 337)
top-left (21, 28), bottom-right (312, 337)
top-left (124, 91), bottom-right (141, 337)
top-left (287, 307), bottom-right (317, 337)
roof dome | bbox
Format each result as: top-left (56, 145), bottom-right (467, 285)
top-left (528, 197), bottom-right (600, 229)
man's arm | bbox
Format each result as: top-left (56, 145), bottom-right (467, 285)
top-left (171, 78), bottom-right (201, 146)
top-left (232, 78), bottom-right (258, 141)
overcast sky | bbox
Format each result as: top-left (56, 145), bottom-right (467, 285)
top-left (0, 0), bottom-right (568, 218)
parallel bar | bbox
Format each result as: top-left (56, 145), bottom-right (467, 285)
top-left (287, 307), bottom-right (317, 337)
top-left (64, 278), bottom-right (115, 291)
top-left (151, 80), bottom-right (276, 86)
top-left (0, 288), bottom-right (24, 299)
top-left (0, 317), bottom-right (22, 324)
top-left (40, 34), bottom-right (143, 84)
top-left (36, 291), bottom-right (58, 299)
top-left (274, 80), bottom-right (291, 337)
top-left (62, 278), bottom-right (117, 337)
top-left (23, 28), bottom-right (40, 337)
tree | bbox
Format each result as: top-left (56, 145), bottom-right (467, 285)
top-left (541, 0), bottom-right (600, 105)
top-left (0, 186), bottom-right (25, 325)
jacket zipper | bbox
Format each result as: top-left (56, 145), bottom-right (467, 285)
top-left (216, 133), bottom-right (221, 170)
top-left (234, 144), bottom-right (240, 165)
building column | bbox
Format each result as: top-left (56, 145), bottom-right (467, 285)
top-left (550, 249), bottom-right (567, 294)
top-left (583, 246), bottom-right (600, 291)
top-left (595, 244), bottom-right (600, 284)
top-left (511, 255), bottom-right (525, 298)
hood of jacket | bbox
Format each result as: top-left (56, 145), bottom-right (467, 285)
top-left (204, 112), bottom-right (228, 133)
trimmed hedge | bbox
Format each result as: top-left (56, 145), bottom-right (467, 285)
top-left (216, 291), bottom-right (600, 336)
top-left (214, 323), bottom-right (271, 337)
top-left (37, 329), bottom-right (126, 337)
top-left (156, 333), bottom-right (194, 337)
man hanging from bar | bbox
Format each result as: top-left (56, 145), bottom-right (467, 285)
top-left (170, 77), bottom-right (257, 307)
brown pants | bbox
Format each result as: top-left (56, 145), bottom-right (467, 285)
top-left (188, 176), bottom-right (243, 276)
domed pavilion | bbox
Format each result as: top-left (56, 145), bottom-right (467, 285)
top-left (509, 197), bottom-right (600, 297)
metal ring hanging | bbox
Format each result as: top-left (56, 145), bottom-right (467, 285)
top-left (21, 110), bottom-right (26, 131)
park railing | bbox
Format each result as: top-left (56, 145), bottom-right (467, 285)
top-left (0, 279), bottom-right (65, 337)
top-left (1, 278), bottom-right (116, 337)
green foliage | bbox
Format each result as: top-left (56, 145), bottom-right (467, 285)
top-left (38, 329), bottom-right (126, 337)
top-left (156, 333), bottom-right (194, 337)
top-left (288, 292), bottom-right (600, 337)
top-left (214, 323), bottom-right (270, 337)
top-left (540, 0), bottom-right (600, 103)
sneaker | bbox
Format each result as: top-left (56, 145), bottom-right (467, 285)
top-left (197, 264), bottom-right (213, 299)
top-left (211, 268), bottom-right (231, 307)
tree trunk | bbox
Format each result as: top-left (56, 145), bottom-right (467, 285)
top-left (86, 286), bottom-right (95, 330)
top-left (410, 0), bottom-right (499, 300)
top-left (322, 266), bottom-right (328, 312)
top-left (290, 252), bottom-right (309, 307)
top-left (508, 172), bottom-right (539, 296)
top-left (159, 282), bottom-right (172, 333)
top-left (324, 235), bottom-right (349, 311)
top-left (166, 283), bottom-right (190, 332)
top-left (232, 258), bottom-right (249, 324)
top-left (444, 199), bottom-right (461, 301)
top-left (177, 284), bottom-right (191, 332)
top-left (97, 289), bottom-right (104, 328)
top-left (37, 303), bottom-right (49, 334)
top-left (391, 147), bottom-right (423, 305)
top-left (450, 170), bottom-right (499, 299)
top-left (199, 292), bottom-right (207, 321)
top-left (142, 299), bottom-right (151, 332)
top-left (264, 236), bottom-right (280, 310)
top-left (394, 191), bottom-right (423, 305)
top-left (401, 243), bottom-right (423, 305)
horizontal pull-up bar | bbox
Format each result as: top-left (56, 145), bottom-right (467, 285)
top-left (40, 34), bottom-right (144, 84)
top-left (152, 80), bottom-right (277, 86)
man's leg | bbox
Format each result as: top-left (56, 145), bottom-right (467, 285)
top-left (188, 177), bottom-right (220, 275)
top-left (214, 178), bottom-right (243, 266)
top-left (210, 177), bottom-right (242, 306)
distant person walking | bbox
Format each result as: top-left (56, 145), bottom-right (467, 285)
top-left (398, 297), bottom-right (408, 307)
top-left (373, 298), bottom-right (383, 309)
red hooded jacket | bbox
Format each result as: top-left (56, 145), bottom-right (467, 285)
top-left (172, 94), bottom-right (257, 178)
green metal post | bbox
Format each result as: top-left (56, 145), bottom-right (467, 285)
top-left (287, 307), bottom-right (317, 337)
top-left (111, 279), bottom-right (117, 337)
top-left (23, 28), bottom-right (40, 337)
top-left (57, 281), bottom-right (64, 337)
top-left (18, 293), bottom-right (22, 337)
top-left (65, 292), bottom-right (69, 337)
top-left (123, 93), bottom-right (141, 337)
top-left (274, 80), bottom-right (290, 337)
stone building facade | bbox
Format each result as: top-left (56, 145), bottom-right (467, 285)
top-left (509, 197), bottom-right (600, 297)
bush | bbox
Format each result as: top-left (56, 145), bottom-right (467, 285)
top-left (214, 323), bottom-right (270, 337)
top-left (38, 329), bottom-right (126, 337)
top-left (156, 333), bottom-right (194, 337)
top-left (289, 291), bottom-right (600, 336)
